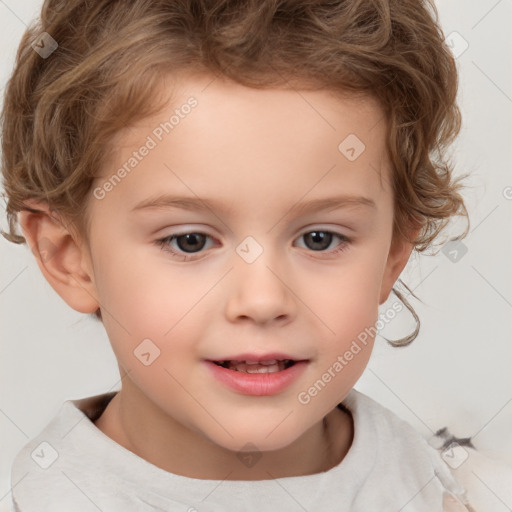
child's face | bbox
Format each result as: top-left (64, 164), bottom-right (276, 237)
top-left (80, 73), bottom-right (411, 457)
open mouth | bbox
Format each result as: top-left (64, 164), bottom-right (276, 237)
top-left (211, 359), bottom-right (297, 373)
top-left (205, 358), bottom-right (309, 395)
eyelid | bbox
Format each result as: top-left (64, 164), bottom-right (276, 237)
top-left (293, 229), bottom-right (351, 252)
top-left (156, 224), bottom-right (350, 243)
top-left (297, 224), bottom-right (350, 235)
top-left (155, 225), bottom-right (352, 261)
top-left (155, 230), bottom-right (217, 261)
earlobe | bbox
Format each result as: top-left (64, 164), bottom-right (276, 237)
top-left (379, 230), bottom-right (419, 305)
top-left (18, 200), bottom-right (99, 314)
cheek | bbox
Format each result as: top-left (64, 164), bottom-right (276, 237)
top-left (306, 254), bottom-right (384, 336)
top-left (91, 240), bottom-right (215, 371)
top-left (302, 268), bottom-right (381, 404)
top-left (92, 234), bottom-right (194, 324)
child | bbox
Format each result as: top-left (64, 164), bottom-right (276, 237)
top-left (1, 0), bottom-right (475, 510)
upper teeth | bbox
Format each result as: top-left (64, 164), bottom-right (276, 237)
top-left (223, 360), bottom-right (290, 373)
top-left (243, 359), bottom-right (278, 365)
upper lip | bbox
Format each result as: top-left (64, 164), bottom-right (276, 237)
top-left (207, 352), bottom-right (309, 363)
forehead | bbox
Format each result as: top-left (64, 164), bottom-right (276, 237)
top-left (96, 73), bottom-right (391, 213)
top-left (110, 70), bottom-right (388, 147)
top-left (159, 72), bottom-right (388, 146)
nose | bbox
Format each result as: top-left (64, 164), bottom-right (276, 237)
top-left (224, 248), bottom-right (296, 326)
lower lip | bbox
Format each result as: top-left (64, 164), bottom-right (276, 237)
top-left (205, 360), bottom-right (308, 396)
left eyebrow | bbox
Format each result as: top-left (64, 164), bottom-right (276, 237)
top-left (130, 194), bottom-right (377, 215)
top-left (286, 195), bottom-right (377, 216)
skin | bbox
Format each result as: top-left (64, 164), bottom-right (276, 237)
top-left (19, 72), bottom-right (418, 481)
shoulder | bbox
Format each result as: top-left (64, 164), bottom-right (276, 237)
top-left (341, 390), bottom-right (473, 510)
top-left (10, 392), bottom-right (119, 511)
top-left (343, 389), bottom-right (457, 470)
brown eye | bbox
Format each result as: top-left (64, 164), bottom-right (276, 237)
top-left (295, 230), bottom-right (351, 257)
top-left (156, 232), bottom-right (214, 260)
top-left (173, 233), bottom-right (207, 253)
top-left (302, 231), bottom-right (333, 251)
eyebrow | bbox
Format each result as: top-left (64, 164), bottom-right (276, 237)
top-left (130, 194), bottom-right (377, 216)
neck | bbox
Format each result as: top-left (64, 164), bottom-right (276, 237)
top-left (94, 385), bottom-right (353, 481)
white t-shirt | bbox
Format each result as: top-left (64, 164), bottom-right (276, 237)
top-left (10, 389), bottom-right (470, 511)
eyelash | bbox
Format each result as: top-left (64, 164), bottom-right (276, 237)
top-left (155, 230), bottom-right (352, 261)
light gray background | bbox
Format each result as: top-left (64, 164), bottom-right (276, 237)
top-left (1, 0), bottom-right (511, 509)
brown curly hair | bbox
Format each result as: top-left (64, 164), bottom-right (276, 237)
top-left (0, 0), bottom-right (470, 346)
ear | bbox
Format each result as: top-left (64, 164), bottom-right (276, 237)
top-left (18, 200), bottom-right (99, 314)
top-left (379, 228), bottom-right (420, 305)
